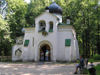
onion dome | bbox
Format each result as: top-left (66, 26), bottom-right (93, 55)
top-left (45, 2), bottom-right (63, 15)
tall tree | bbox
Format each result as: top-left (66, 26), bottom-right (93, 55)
top-left (0, 14), bottom-right (11, 55)
top-left (7, 0), bottom-right (27, 41)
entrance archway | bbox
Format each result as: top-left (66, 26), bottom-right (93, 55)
top-left (38, 40), bottom-right (53, 61)
top-left (40, 44), bottom-right (50, 61)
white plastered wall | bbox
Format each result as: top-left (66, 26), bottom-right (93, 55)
top-left (34, 12), bottom-right (58, 62)
top-left (12, 44), bottom-right (23, 61)
top-left (22, 27), bottom-right (35, 61)
top-left (70, 30), bottom-right (76, 61)
top-left (57, 26), bottom-right (72, 61)
top-left (71, 27), bottom-right (79, 59)
top-left (75, 38), bottom-right (79, 59)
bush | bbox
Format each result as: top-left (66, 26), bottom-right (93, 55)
top-left (93, 54), bottom-right (100, 60)
top-left (95, 64), bottom-right (100, 75)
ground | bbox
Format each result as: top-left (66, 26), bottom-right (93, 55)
top-left (0, 62), bottom-right (99, 75)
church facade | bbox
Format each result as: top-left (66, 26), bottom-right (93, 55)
top-left (12, 2), bottom-right (79, 62)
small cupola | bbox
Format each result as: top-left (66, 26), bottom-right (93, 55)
top-left (45, 6), bottom-right (49, 12)
top-left (66, 17), bottom-right (70, 25)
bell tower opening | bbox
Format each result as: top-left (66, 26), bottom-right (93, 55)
top-left (40, 44), bottom-right (50, 61)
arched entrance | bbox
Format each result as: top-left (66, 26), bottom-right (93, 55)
top-left (40, 44), bottom-right (50, 61)
top-left (38, 40), bottom-right (53, 61)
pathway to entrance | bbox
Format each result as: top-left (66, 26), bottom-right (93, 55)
top-left (0, 62), bottom-right (100, 75)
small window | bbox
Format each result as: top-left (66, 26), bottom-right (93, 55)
top-left (39, 20), bottom-right (46, 32)
top-left (49, 21), bottom-right (53, 32)
top-left (65, 39), bottom-right (71, 46)
top-left (24, 40), bottom-right (29, 46)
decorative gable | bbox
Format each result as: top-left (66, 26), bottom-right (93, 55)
top-left (35, 12), bottom-right (58, 25)
top-left (16, 36), bottom-right (23, 44)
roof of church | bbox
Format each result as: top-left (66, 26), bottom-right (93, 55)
top-left (25, 25), bottom-right (35, 28)
top-left (58, 23), bottom-right (70, 26)
top-left (45, 2), bottom-right (63, 15)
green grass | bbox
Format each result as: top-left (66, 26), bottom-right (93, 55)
top-left (0, 59), bottom-right (12, 62)
top-left (88, 58), bottom-right (100, 62)
top-left (86, 58), bottom-right (100, 75)
top-left (93, 54), bottom-right (100, 60)
top-left (95, 64), bottom-right (100, 75)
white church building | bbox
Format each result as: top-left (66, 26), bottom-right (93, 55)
top-left (12, 2), bottom-right (79, 62)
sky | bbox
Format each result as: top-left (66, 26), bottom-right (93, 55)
top-left (24, 0), bottom-right (30, 3)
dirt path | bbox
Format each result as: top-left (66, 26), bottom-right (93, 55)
top-left (0, 62), bottom-right (99, 75)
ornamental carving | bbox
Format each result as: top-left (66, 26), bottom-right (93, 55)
top-left (42, 31), bottom-right (48, 36)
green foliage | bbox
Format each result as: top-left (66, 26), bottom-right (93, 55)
top-left (0, 56), bottom-right (12, 62)
top-left (25, 0), bottom-right (52, 26)
top-left (7, 0), bottom-right (28, 40)
top-left (83, 68), bottom-right (88, 74)
top-left (0, 14), bottom-right (11, 56)
top-left (93, 54), bottom-right (100, 60)
top-left (95, 64), bottom-right (100, 75)
top-left (88, 58), bottom-right (100, 63)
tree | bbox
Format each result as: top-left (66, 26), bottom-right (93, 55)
top-left (0, 0), bottom-right (8, 18)
top-left (25, 0), bottom-right (52, 26)
top-left (7, 0), bottom-right (28, 41)
top-left (0, 14), bottom-right (11, 56)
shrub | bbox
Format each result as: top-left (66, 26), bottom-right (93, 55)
top-left (95, 64), bottom-right (100, 75)
top-left (93, 54), bottom-right (100, 60)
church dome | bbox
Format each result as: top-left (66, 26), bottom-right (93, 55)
top-left (45, 2), bottom-right (63, 15)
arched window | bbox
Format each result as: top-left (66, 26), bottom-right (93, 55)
top-left (49, 21), bottom-right (53, 32)
top-left (39, 20), bottom-right (46, 32)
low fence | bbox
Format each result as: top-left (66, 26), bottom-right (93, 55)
top-left (0, 56), bottom-right (12, 62)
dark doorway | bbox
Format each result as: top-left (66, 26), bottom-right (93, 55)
top-left (40, 44), bottom-right (50, 61)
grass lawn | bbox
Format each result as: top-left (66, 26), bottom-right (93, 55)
top-left (88, 58), bottom-right (100, 62)
top-left (95, 64), bottom-right (100, 75)
top-left (85, 58), bottom-right (100, 75)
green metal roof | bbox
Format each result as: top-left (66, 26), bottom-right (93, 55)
top-left (58, 23), bottom-right (70, 26)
